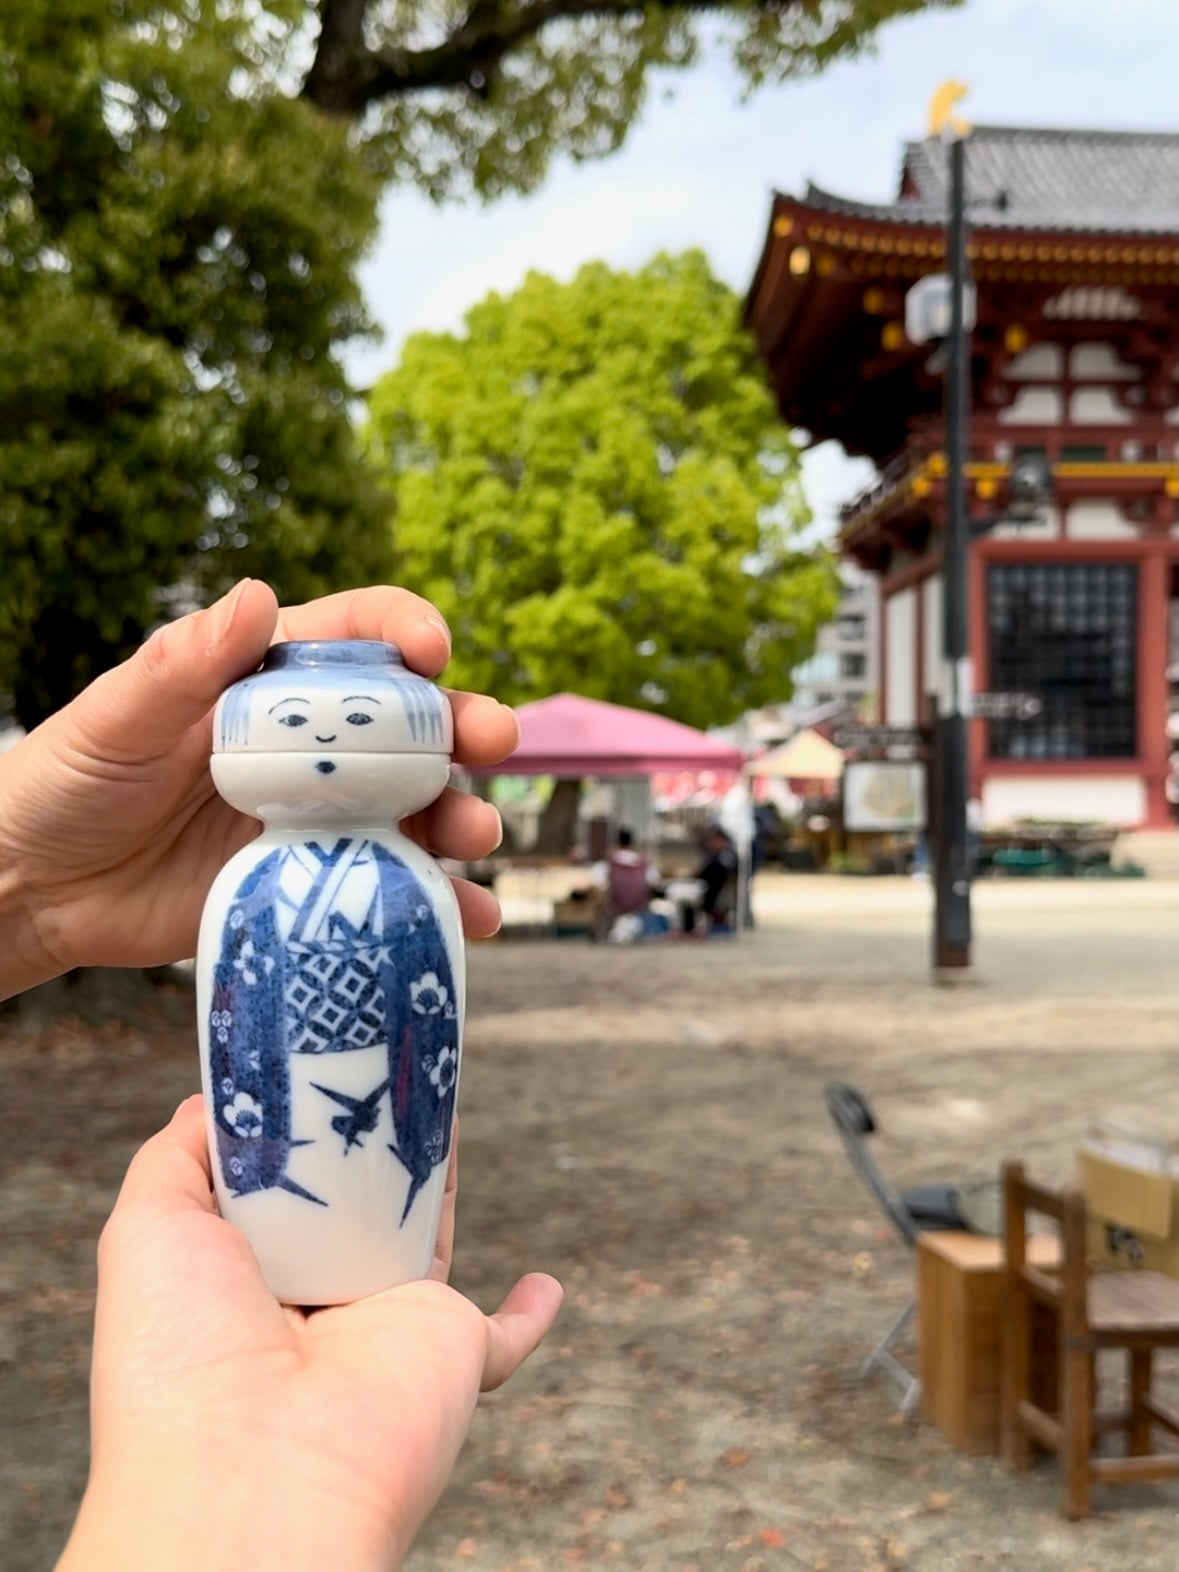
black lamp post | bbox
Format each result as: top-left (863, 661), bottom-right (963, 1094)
top-left (910, 89), bottom-right (1053, 973)
top-left (932, 130), bottom-right (973, 972)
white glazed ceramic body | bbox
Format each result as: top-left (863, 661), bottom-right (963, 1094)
top-left (195, 640), bottom-right (463, 1306)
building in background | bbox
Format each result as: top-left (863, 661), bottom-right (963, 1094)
top-left (746, 125), bottom-right (1179, 828)
top-left (789, 566), bottom-right (878, 716)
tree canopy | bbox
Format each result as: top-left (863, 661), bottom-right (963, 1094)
top-left (366, 252), bottom-right (838, 729)
top-left (0, 0), bottom-right (953, 725)
top-left (0, 0), bottom-right (391, 727)
top-left (304, 0), bottom-right (958, 200)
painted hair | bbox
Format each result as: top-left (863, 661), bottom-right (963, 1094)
top-left (218, 680), bottom-right (255, 748)
top-left (215, 640), bottom-right (447, 751)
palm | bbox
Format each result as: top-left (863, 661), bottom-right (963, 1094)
top-left (88, 1100), bottom-right (548, 1567)
top-left (99, 1203), bottom-right (484, 1551)
top-left (8, 719), bottom-right (249, 967)
top-left (85, 1097), bottom-right (561, 1570)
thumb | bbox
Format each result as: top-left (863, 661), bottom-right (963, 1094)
top-left (64, 580), bottom-right (279, 756)
top-left (113, 1095), bottom-right (217, 1221)
top-left (480, 1273), bottom-right (564, 1392)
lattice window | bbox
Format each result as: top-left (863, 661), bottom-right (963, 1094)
top-left (987, 563), bottom-right (1138, 760)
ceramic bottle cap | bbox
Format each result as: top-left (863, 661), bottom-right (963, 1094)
top-left (212, 640), bottom-right (454, 757)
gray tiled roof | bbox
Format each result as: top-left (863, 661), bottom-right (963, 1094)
top-left (800, 125), bottom-right (1179, 234)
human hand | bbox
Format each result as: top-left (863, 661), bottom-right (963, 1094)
top-left (57, 1097), bottom-right (562, 1572)
top-left (0, 582), bottom-right (517, 998)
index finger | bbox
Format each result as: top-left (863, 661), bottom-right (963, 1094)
top-left (276, 588), bottom-right (518, 769)
top-left (447, 691), bottom-right (520, 769)
top-left (274, 586), bottom-right (451, 675)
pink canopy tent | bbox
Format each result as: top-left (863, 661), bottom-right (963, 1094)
top-left (469, 692), bottom-right (745, 778)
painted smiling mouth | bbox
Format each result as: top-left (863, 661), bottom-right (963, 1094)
top-left (315, 761), bottom-right (337, 775)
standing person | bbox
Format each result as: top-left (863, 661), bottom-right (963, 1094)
top-left (753, 801), bottom-right (778, 871)
top-left (0, 580), bottom-right (562, 1571)
top-left (719, 779), bottom-right (756, 930)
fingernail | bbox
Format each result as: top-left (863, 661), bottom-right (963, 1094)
top-left (423, 613), bottom-right (452, 657)
top-left (211, 580), bottom-right (251, 645)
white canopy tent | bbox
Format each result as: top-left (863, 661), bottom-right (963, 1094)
top-left (746, 727), bottom-right (844, 783)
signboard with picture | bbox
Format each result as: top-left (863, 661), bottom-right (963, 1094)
top-left (843, 760), bottom-right (927, 833)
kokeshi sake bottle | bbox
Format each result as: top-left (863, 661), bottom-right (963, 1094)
top-left (195, 640), bottom-right (463, 1305)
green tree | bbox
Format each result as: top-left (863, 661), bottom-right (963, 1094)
top-left (1, 0), bottom-right (951, 725)
top-left (366, 252), bottom-right (838, 729)
top-left (0, 0), bottom-right (391, 728)
top-left (304, 0), bottom-right (957, 201)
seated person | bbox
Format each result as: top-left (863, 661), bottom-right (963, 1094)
top-left (685, 824), bottom-right (738, 934)
top-left (589, 827), bottom-right (665, 939)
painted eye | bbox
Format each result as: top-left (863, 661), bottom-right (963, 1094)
top-left (277, 713), bottom-right (309, 728)
top-left (345, 712), bottom-right (374, 726)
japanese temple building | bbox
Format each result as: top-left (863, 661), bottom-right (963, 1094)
top-left (745, 126), bottom-right (1179, 828)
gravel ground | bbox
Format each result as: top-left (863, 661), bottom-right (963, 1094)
top-left (1, 874), bottom-right (1176, 1571)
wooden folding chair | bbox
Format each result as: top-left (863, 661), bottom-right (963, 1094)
top-left (1000, 1160), bottom-right (1179, 1519)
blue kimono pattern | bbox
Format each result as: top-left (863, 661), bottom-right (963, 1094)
top-left (208, 839), bottom-right (457, 1222)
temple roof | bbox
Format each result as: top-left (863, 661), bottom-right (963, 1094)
top-left (744, 123), bottom-right (1179, 463)
top-left (801, 125), bottom-right (1179, 235)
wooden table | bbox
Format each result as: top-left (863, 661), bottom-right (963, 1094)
top-left (917, 1230), bottom-right (1061, 1455)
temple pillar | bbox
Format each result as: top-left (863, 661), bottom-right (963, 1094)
top-left (1138, 542), bottom-right (1174, 828)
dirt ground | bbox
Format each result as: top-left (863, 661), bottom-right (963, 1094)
top-left (1, 874), bottom-right (1176, 1572)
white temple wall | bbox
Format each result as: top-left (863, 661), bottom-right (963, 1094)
top-left (1065, 502), bottom-right (1139, 540)
top-left (981, 775), bottom-right (1147, 829)
top-left (1069, 388), bottom-right (1133, 424)
top-left (921, 574), bottom-right (942, 704)
top-left (884, 587), bottom-right (917, 726)
top-left (998, 387), bottom-right (1064, 424)
top-left (1006, 344), bottom-right (1063, 379)
top-left (1069, 344), bottom-right (1139, 380)
top-left (989, 505), bottom-right (1060, 542)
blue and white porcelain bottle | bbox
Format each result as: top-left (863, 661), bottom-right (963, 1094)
top-left (195, 640), bottom-right (462, 1305)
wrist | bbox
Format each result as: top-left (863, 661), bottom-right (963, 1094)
top-left (57, 1440), bottom-right (407, 1572)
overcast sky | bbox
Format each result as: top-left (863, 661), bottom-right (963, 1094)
top-left (345, 0), bottom-right (1178, 537)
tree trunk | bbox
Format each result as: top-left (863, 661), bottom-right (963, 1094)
top-left (533, 778), bottom-right (582, 857)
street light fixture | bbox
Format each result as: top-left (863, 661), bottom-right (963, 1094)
top-left (1007, 452), bottom-right (1054, 522)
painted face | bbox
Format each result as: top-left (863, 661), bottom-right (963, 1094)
top-left (211, 641), bottom-right (454, 822)
top-left (216, 643), bottom-right (450, 754)
top-left (258, 690), bottom-right (405, 775)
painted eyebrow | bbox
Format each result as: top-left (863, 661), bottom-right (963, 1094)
top-left (341, 694), bottom-right (381, 705)
top-left (268, 697), bottom-right (311, 713)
